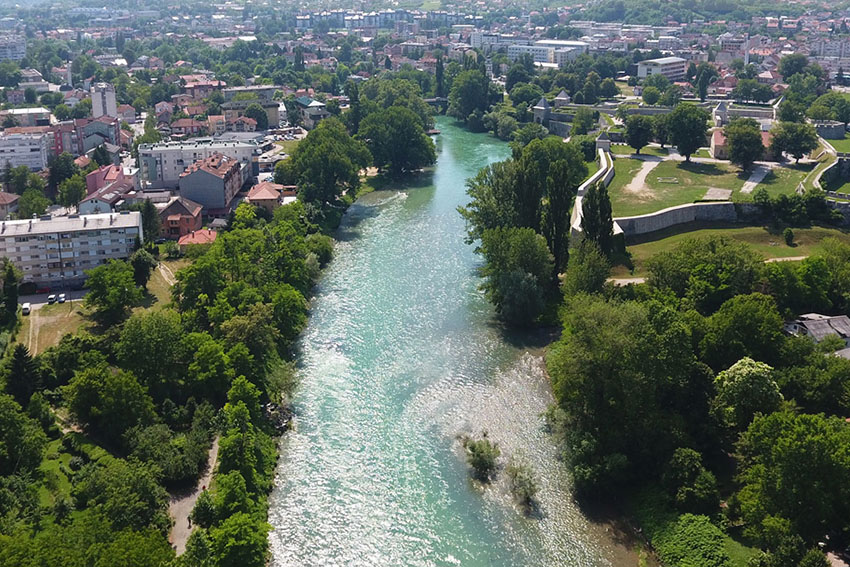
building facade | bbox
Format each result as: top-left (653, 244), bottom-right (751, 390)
top-left (92, 82), bottom-right (118, 118)
top-left (637, 56), bottom-right (688, 81)
top-left (178, 152), bottom-right (244, 212)
top-left (138, 139), bottom-right (254, 189)
top-left (0, 130), bottom-right (52, 170)
top-left (0, 211), bottom-right (142, 288)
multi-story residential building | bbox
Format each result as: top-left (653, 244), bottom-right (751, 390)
top-left (223, 85), bottom-right (280, 102)
top-left (0, 107), bottom-right (51, 127)
top-left (0, 35), bottom-right (26, 62)
top-left (0, 211), bottom-right (142, 288)
top-left (52, 117), bottom-right (122, 157)
top-left (810, 39), bottom-right (850, 58)
top-left (137, 139), bottom-right (255, 189)
top-left (178, 152), bottom-right (244, 213)
top-left (159, 196), bottom-right (203, 239)
top-left (221, 100), bottom-right (280, 129)
top-left (507, 40), bottom-right (589, 65)
top-left (0, 130), bottom-right (52, 170)
top-left (636, 56), bottom-right (688, 81)
top-left (91, 83), bottom-right (118, 118)
top-left (294, 97), bottom-right (330, 130)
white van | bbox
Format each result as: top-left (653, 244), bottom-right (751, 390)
top-left (21, 303), bottom-right (31, 315)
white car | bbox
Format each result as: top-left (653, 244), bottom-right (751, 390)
top-left (58, 293), bottom-right (66, 303)
top-left (21, 302), bottom-right (30, 315)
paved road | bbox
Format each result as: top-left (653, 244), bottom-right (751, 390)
top-left (741, 165), bottom-right (771, 194)
top-left (20, 290), bottom-right (86, 311)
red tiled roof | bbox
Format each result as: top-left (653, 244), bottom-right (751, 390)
top-left (0, 191), bottom-right (19, 206)
top-left (179, 153), bottom-right (240, 180)
top-left (178, 229), bottom-right (217, 246)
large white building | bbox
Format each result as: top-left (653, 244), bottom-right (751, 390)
top-left (138, 139), bottom-right (255, 189)
top-left (0, 211), bottom-right (142, 288)
top-left (637, 56), bottom-right (688, 81)
top-left (507, 40), bottom-right (589, 65)
top-left (92, 82), bottom-right (118, 118)
top-left (0, 35), bottom-right (25, 61)
top-left (0, 130), bottom-right (52, 171)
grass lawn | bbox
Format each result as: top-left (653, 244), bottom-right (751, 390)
top-left (612, 224), bottom-right (850, 277)
top-left (610, 144), bottom-right (669, 157)
top-left (693, 148), bottom-right (712, 159)
top-left (19, 301), bottom-right (90, 355)
top-left (829, 133), bottom-right (850, 153)
top-left (275, 139), bottom-right (301, 155)
top-left (584, 158), bottom-right (599, 181)
top-left (38, 438), bottom-right (73, 508)
top-left (737, 163), bottom-right (813, 200)
top-left (608, 158), bottom-right (745, 217)
top-left (616, 80), bottom-right (635, 96)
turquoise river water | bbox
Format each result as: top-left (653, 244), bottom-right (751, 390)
top-left (268, 116), bottom-right (633, 567)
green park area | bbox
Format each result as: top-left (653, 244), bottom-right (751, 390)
top-left (610, 143), bottom-right (669, 157)
top-left (607, 156), bottom-right (813, 217)
top-left (611, 224), bottom-right (850, 277)
top-left (829, 132), bottom-right (850, 153)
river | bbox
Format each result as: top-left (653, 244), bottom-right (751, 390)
top-left (268, 116), bottom-right (635, 567)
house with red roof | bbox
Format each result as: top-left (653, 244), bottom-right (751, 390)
top-left (710, 129), bottom-right (777, 161)
top-left (178, 228), bottom-right (217, 251)
top-left (159, 196), bottom-right (203, 239)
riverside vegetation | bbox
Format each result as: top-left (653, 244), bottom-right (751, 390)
top-left (0, 73), bottom-right (438, 566)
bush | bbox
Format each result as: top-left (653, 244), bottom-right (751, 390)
top-left (783, 227), bottom-right (794, 246)
top-left (506, 458), bottom-right (538, 508)
top-left (464, 436), bottom-right (500, 482)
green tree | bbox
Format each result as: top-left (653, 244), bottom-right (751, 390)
top-left (770, 122), bottom-right (818, 163)
top-left (282, 118), bottom-right (370, 205)
top-left (48, 152), bottom-right (81, 191)
top-left (465, 436), bottom-right (500, 481)
top-left (116, 309), bottom-right (183, 400)
top-left (129, 248), bottom-right (157, 288)
top-left (4, 343), bottom-right (39, 405)
top-left (509, 82), bottom-right (543, 109)
top-left (653, 113), bottom-right (671, 147)
top-left (669, 104), bottom-right (709, 162)
top-left (562, 240), bottom-right (610, 296)
top-left (447, 69), bottom-right (489, 122)
top-left (358, 106), bottom-right (436, 176)
top-left (140, 199), bottom-right (161, 240)
top-left (737, 412), bottom-right (850, 544)
top-left (647, 235), bottom-right (762, 314)
top-left (478, 227), bottom-right (554, 325)
top-left (243, 103), bottom-right (269, 130)
top-left (642, 85), bottom-right (661, 105)
top-left (210, 512), bottom-right (270, 567)
top-left (700, 293), bottom-right (785, 371)
top-left (724, 118), bottom-right (764, 170)
top-left (580, 182), bottom-right (614, 255)
top-left (778, 53), bottom-right (809, 80)
top-left (9, 165), bottom-right (29, 195)
top-left (3, 260), bottom-right (19, 321)
top-left (0, 393), bottom-right (47, 475)
top-left (714, 357), bottom-right (782, 431)
top-left (625, 114), bottom-right (654, 154)
top-left (599, 78), bottom-right (619, 99)
top-left (663, 448), bottom-right (719, 515)
top-left (58, 174), bottom-right (86, 210)
top-left (571, 107), bottom-right (595, 135)
top-left (541, 152), bottom-right (587, 271)
top-left (18, 188), bottom-right (50, 218)
top-left (63, 364), bottom-right (156, 446)
top-left (84, 260), bottom-right (144, 323)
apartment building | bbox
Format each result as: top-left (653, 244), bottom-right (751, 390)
top-left (507, 40), bottom-right (589, 65)
top-left (0, 130), bottom-right (52, 170)
top-left (138, 139), bottom-right (254, 189)
top-left (0, 211), bottom-right (142, 288)
top-left (636, 56), bottom-right (688, 81)
top-left (0, 34), bottom-right (26, 62)
top-left (178, 152), bottom-right (244, 213)
top-left (92, 82), bottom-right (118, 118)
top-left (0, 107), bottom-right (51, 127)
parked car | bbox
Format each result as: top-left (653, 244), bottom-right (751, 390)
top-left (21, 303), bottom-right (30, 315)
top-left (58, 293), bottom-right (66, 303)
top-left (47, 294), bottom-right (56, 304)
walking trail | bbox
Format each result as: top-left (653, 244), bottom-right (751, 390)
top-left (169, 436), bottom-right (219, 554)
top-left (740, 165), bottom-right (771, 194)
top-left (623, 156), bottom-right (662, 195)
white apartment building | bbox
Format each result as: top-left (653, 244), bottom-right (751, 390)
top-left (637, 56), bottom-right (687, 81)
top-left (507, 40), bottom-right (589, 65)
top-left (0, 211), bottom-right (142, 287)
top-left (0, 35), bottom-right (25, 61)
top-left (0, 131), bottom-right (52, 171)
top-left (91, 82), bottom-right (118, 118)
top-left (138, 139), bottom-right (255, 189)
top-left (810, 39), bottom-right (850, 59)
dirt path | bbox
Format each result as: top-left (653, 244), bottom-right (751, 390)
top-left (159, 263), bottom-right (177, 286)
top-left (623, 157), bottom-right (662, 195)
top-left (169, 436), bottom-right (219, 554)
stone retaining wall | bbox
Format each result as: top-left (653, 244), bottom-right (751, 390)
top-left (614, 202), bottom-right (739, 236)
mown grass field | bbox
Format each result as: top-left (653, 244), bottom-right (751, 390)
top-left (610, 224), bottom-right (850, 277)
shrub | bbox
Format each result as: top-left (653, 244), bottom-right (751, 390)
top-left (783, 227), bottom-right (794, 246)
top-left (506, 458), bottom-right (538, 508)
top-left (464, 436), bottom-right (500, 482)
